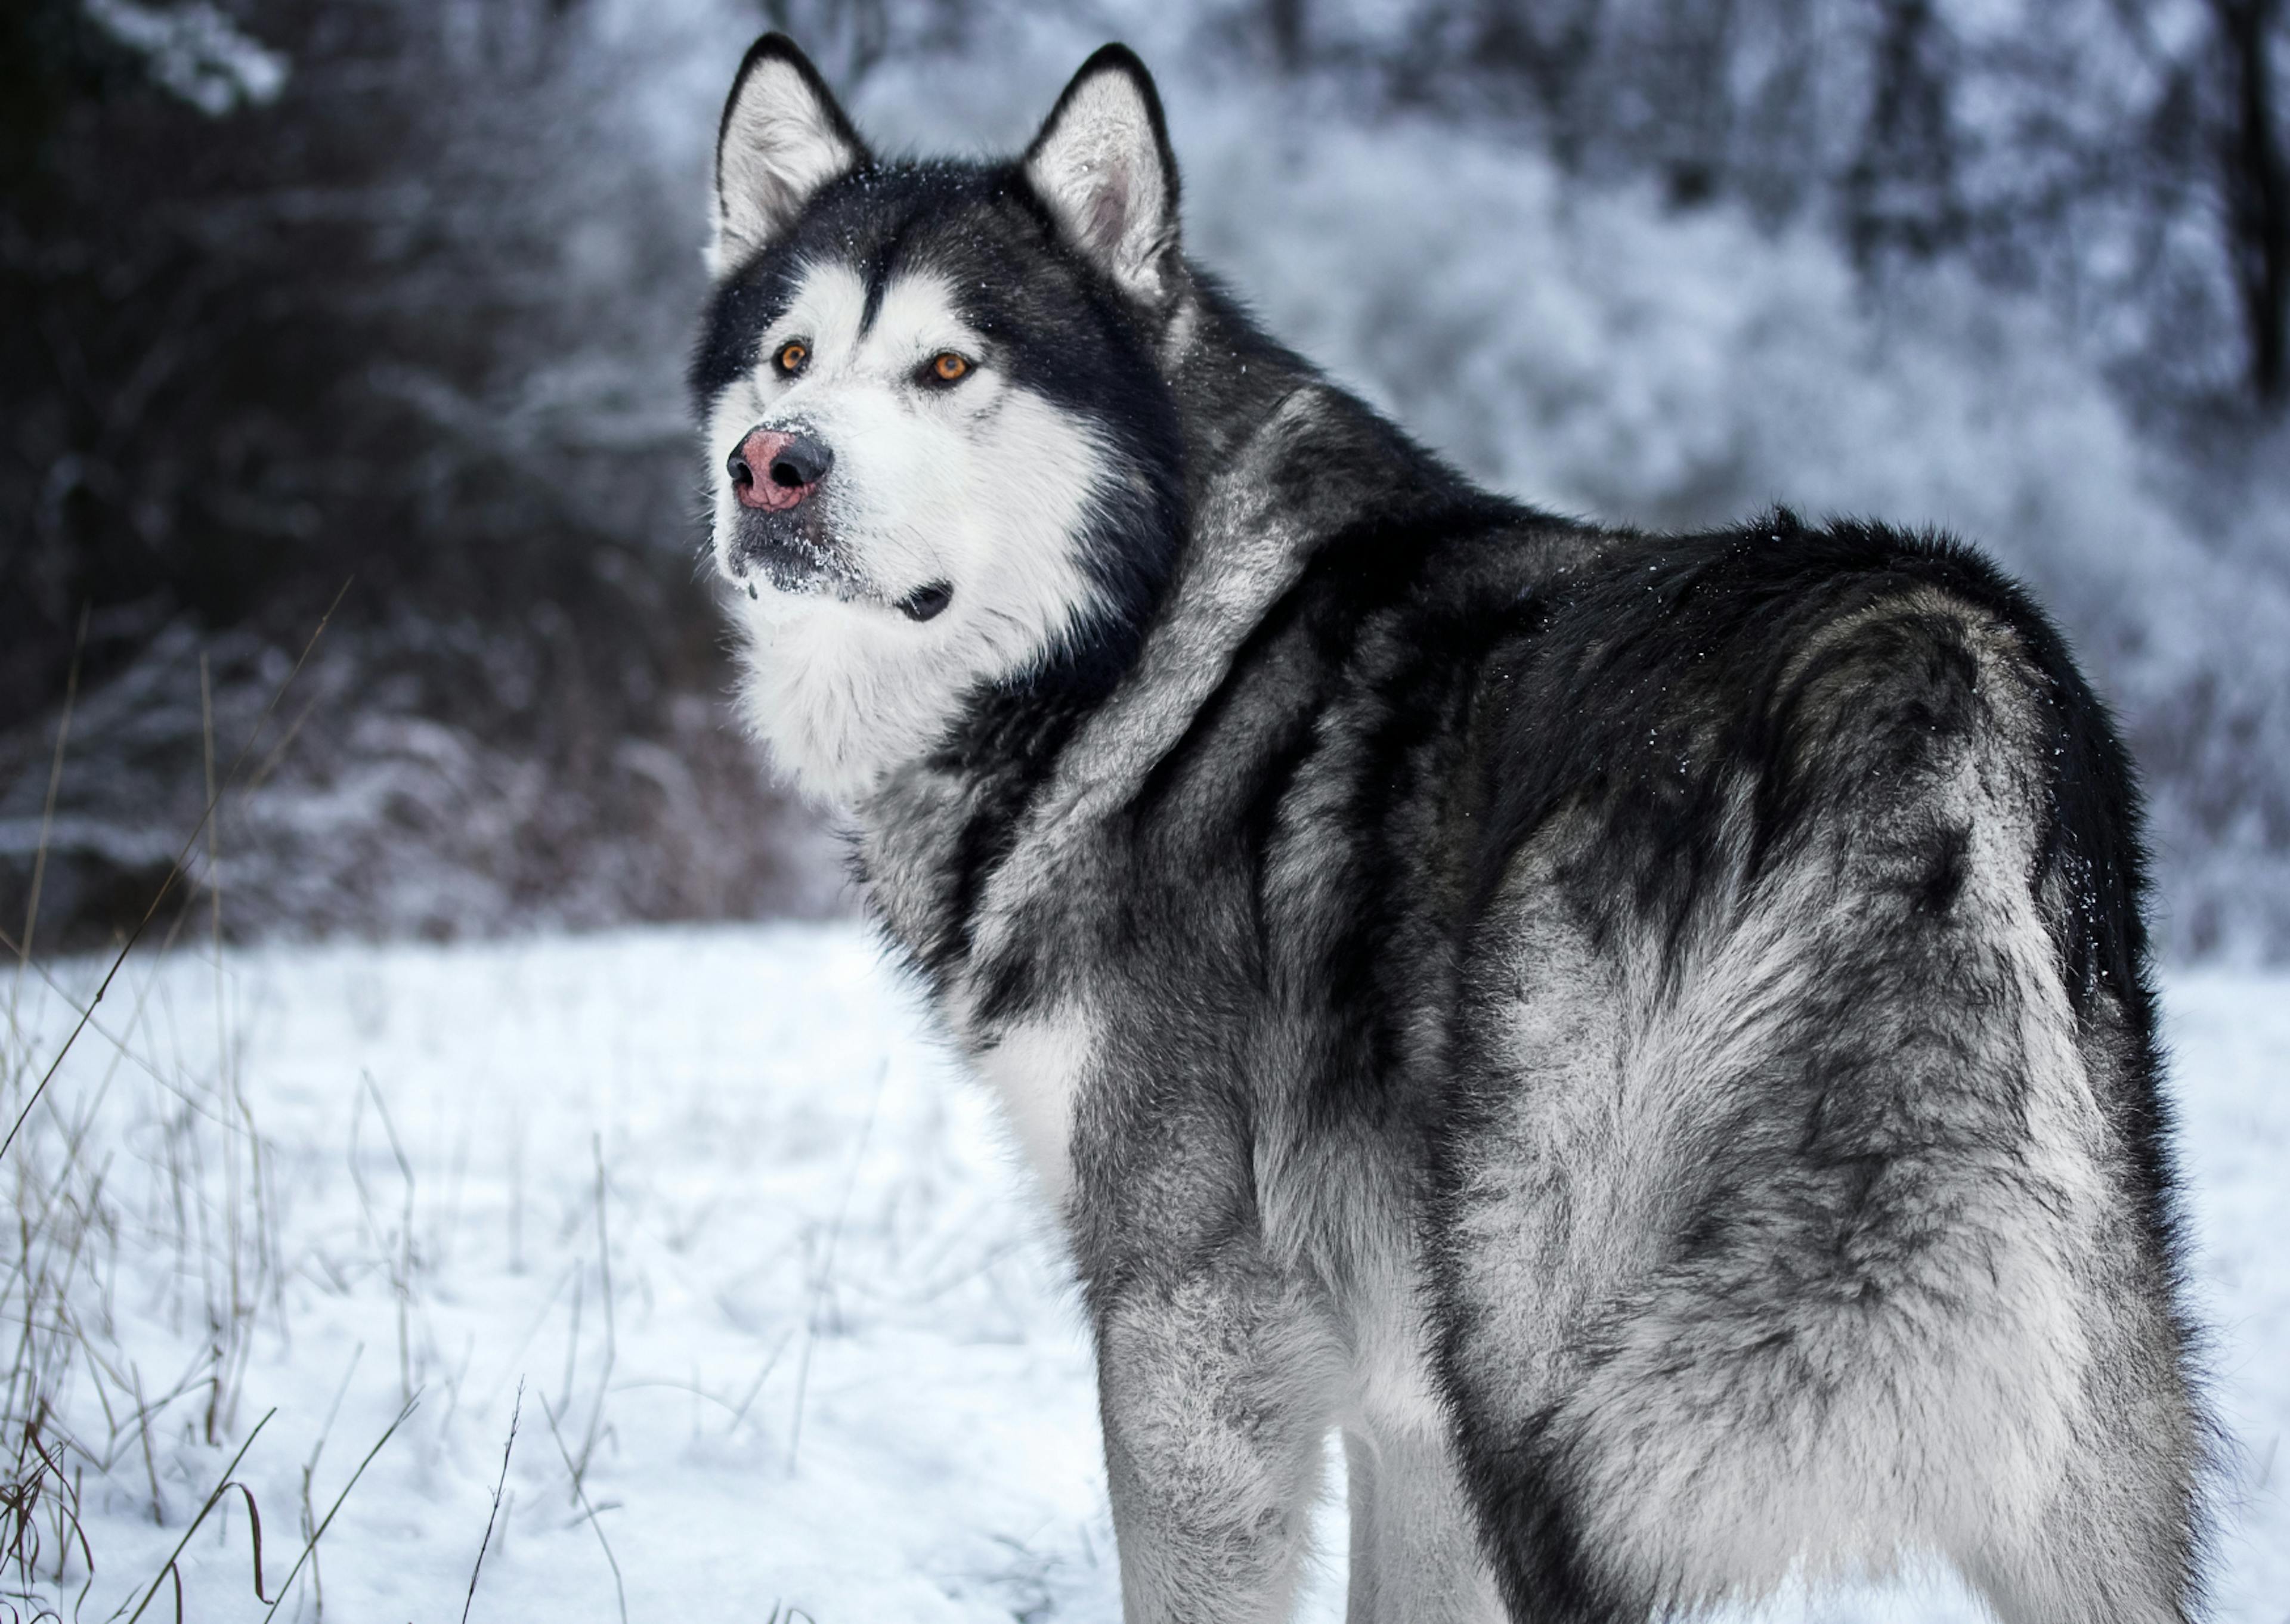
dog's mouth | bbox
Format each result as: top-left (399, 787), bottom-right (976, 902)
top-left (728, 507), bottom-right (857, 596)
top-left (741, 544), bottom-right (856, 600)
top-left (896, 582), bottom-right (953, 622)
top-left (727, 517), bottom-right (953, 624)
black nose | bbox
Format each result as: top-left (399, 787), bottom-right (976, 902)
top-left (769, 433), bottom-right (833, 489)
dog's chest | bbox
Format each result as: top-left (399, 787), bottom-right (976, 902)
top-left (862, 757), bottom-right (1137, 1216)
top-left (965, 1005), bottom-right (1098, 1210)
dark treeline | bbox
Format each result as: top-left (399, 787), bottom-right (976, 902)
top-left (2, 0), bottom-right (845, 945)
top-left (2, 0), bottom-right (2285, 950)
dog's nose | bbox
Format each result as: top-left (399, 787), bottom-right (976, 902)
top-left (729, 429), bottom-right (833, 511)
top-left (769, 432), bottom-right (833, 489)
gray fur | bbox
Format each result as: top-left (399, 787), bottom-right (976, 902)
top-left (692, 37), bottom-right (2211, 1623)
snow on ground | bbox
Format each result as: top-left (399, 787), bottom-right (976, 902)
top-left (4, 922), bottom-right (2285, 1621)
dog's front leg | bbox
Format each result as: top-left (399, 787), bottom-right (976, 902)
top-left (1096, 1244), bottom-right (1342, 1624)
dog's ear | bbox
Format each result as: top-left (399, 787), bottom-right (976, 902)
top-left (709, 34), bottom-right (868, 277)
top-left (1024, 46), bottom-right (1181, 311)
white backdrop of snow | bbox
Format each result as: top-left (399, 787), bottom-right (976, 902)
top-left (9, 922), bottom-right (2287, 1621)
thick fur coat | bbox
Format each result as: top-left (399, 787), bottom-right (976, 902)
top-left (689, 36), bottom-right (2209, 1623)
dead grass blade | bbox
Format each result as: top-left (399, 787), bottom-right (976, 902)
top-left (2, 580), bottom-right (352, 1167)
top-left (118, 1406), bottom-right (273, 1624)
top-left (458, 1382), bottom-right (521, 1624)
top-left (257, 1392), bottom-right (417, 1623)
top-left (787, 1059), bottom-right (886, 1474)
top-left (11, 604), bottom-right (85, 989)
top-left (540, 1394), bottom-right (625, 1624)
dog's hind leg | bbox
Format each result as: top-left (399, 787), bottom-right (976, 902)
top-left (1096, 1240), bottom-right (1345, 1624)
top-left (1958, 1438), bottom-right (2202, 1624)
top-left (1947, 1134), bottom-right (2207, 1624)
top-left (1342, 1422), bottom-right (1506, 1624)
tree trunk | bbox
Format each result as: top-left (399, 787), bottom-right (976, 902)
top-left (2215, 0), bottom-right (2290, 402)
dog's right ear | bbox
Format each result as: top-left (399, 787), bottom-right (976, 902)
top-left (709, 35), bottom-right (868, 278)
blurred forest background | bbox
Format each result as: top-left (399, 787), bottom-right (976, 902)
top-left (4, 0), bottom-right (2288, 957)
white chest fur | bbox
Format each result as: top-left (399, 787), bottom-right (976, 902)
top-left (967, 1006), bottom-right (1098, 1211)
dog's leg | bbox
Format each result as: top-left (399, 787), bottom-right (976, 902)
top-left (1097, 1247), bottom-right (1342, 1624)
top-left (1344, 1431), bottom-right (1381, 1617)
top-left (1949, 1232), bottom-right (2205, 1624)
top-left (1961, 1486), bottom-right (2199, 1624)
top-left (1342, 1424), bottom-right (1505, 1624)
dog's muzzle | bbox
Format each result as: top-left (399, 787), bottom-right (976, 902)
top-left (722, 425), bottom-right (950, 621)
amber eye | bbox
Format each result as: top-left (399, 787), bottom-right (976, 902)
top-left (774, 340), bottom-right (808, 374)
top-left (928, 351), bottom-right (970, 383)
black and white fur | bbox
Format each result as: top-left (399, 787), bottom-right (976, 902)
top-left (692, 36), bottom-right (2211, 1623)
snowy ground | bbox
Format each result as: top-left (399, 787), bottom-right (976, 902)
top-left (3, 922), bottom-right (2284, 1622)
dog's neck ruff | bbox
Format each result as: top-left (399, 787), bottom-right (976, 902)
top-left (852, 376), bottom-right (1394, 998)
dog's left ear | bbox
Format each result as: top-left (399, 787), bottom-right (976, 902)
top-left (710, 34), bottom-right (869, 277)
top-left (1024, 46), bottom-right (1181, 312)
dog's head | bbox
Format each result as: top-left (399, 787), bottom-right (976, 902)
top-left (693, 37), bottom-right (1187, 802)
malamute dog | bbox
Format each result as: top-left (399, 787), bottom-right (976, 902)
top-left (692, 36), bottom-right (2207, 1623)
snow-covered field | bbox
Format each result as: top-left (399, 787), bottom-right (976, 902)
top-left (4, 923), bottom-right (2283, 1622)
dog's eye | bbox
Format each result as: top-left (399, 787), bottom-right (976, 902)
top-left (774, 340), bottom-right (809, 375)
top-left (925, 351), bottom-right (971, 385)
